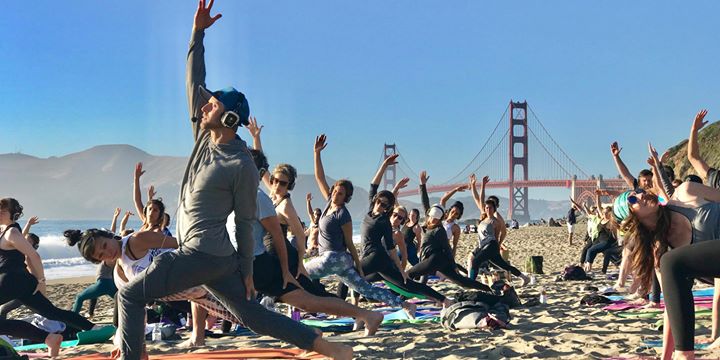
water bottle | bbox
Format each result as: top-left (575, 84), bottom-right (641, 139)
top-left (151, 323), bottom-right (162, 342)
top-left (539, 287), bottom-right (547, 304)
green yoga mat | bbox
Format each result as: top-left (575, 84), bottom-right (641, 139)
top-left (617, 308), bottom-right (712, 320)
top-left (383, 281), bottom-right (427, 300)
top-left (15, 326), bottom-right (116, 351)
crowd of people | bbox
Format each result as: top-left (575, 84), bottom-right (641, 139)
top-left (1, 2), bottom-right (720, 360)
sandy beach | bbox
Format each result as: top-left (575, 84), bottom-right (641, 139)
top-left (9, 224), bottom-right (720, 359)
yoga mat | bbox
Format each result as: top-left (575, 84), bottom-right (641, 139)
top-left (383, 281), bottom-right (427, 299)
top-left (617, 308), bottom-right (712, 319)
top-left (67, 348), bottom-right (325, 359)
top-left (15, 326), bottom-right (116, 351)
top-left (604, 298), bottom-right (713, 311)
top-left (643, 339), bottom-right (709, 350)
top-left (608, 288), bottom-right (714, 302)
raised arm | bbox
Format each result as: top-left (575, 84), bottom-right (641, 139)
top-left (469, 174), bottom-right (483, 212)
top-left (419, 171), bottom-right (430, 213)
top-left (594, 189), bottom-right (603, 217)
top-left (440, 185), bottom-right (467, 208)
top-left (313, 134), bottom-right (331, 201)
top-left (647, 143), bottom-right (671, 202)
top-left (372, 154), bottom-right (399, 187)
top-left (133, 163), bottom-right (147, 224)
top-left (479, 175), bottom-right (490, 217)
top-left (132, 230), bottom-right (179, 251)
top-left (120, 211), bottom-right (133, 233)
top-left (392, 177), bottom-right (410, 199)
top-left (610, 142), bottom-right (636, 189)
top-left (186, 0), bottom-right (222, 140)
top-left (305, 193), bottom-right (315, 224)
top-left (246, 116), bottom-right (271, 189)
top-left (569, 198), bottom-right (586, 215)
top-left (22, 216), bottom-right (39, 237)
top-left (110, 208), bottom-right (121, 234)
top-left (688, 109), bottom-right (711, 179)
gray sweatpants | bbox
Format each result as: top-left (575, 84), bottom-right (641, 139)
top-left (117, 249), bottom-right (318, 360)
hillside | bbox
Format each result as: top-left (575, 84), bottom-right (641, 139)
top-left (1, 145), bottom-right (569, 221)
top-left (665, 120), bottom-right (720, 180)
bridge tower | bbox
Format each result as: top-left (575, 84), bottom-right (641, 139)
top-left (508, 101), bottom-right (530, 224)
top-left (383, 144), bottom-right (397, 190)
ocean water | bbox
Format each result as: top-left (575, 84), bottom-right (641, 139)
top-left (28, 219), bottom-right (362, 280)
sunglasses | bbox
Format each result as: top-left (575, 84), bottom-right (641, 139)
top-left (270, 176), bottom-right (290, 188)
top-left (627, 195), bottom-right (638, 205)
top-left (392, 212), bottom-right (405, 222)
top-left (377, 200), bottom-right (391, 210)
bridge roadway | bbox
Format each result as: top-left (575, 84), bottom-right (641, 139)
top-left (396, 178), bottom-right (630, 198)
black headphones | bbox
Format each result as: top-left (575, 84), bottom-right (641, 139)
top-left (220, 110), bottom-right (240, 128)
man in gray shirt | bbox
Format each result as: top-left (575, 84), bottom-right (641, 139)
top-left (115, 1), bottom-right (351, 359)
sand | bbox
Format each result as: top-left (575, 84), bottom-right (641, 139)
top-left (9, 225), bottom-right (720, 359)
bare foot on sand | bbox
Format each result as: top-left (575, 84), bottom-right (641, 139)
top-left (178, 338), bottom-right (205, 348)
top-left (45, 333), bottom-right (62, 358)
top-left (363, 311), bottom-right (383, 336)
top-left (402, 301), bottom-right (417, 319)
top-left (312, 336), bottom-right (353, 360)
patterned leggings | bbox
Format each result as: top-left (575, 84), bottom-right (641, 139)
top-left (160, 286), bottom-right (241, 325)
top-left (305, 251), bottom-right (402, 307)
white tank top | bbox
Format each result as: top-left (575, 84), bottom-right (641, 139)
top-left (114, 235), bottom-right (172, 289)
top-left (443, 221), bottom-right (455, 240)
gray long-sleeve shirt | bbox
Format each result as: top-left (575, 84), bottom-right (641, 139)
top-left (177, 29), bottom-right (258, 277)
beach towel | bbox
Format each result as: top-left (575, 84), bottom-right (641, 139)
top-left (14, 326), bottom-right (116, 351)
top-left (66, 348), bottom-right (325, 359)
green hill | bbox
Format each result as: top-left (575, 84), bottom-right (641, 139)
top-left (665, 120), bottom-right (720, 180)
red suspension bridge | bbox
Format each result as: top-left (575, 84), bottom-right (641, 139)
top-left (385, 101), bottom-right (628, 224)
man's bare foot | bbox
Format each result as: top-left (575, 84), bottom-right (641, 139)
top-left (312, 336), bottom-right (353, 360)
top-left (673, 350), bottom-right (696, 360)
top-left (363, 311), bottom-right (383, 336)
top-left (178, 338), bottom-right (205, 348)
top-left (401, 301), bottom-right (416, 319)
top-left (45, 333), bottom-right (62, 358)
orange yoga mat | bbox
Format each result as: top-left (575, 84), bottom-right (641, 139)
top-left (67, 348), bottom-right (326, 359)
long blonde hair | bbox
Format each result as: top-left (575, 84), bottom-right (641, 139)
top-left (622, 198), bottom-right (671, 291)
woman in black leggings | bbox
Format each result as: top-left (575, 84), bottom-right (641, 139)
top-left (615, 147), bottom-right (720, 360)
top-left (467, 174), bottom-right (529, 285)
top-left (405, 171), bottom-right (492, 291)
top-left (339, 156), bottom-right (449, 307)
top-left (0, 198), bottom-right (94, 356)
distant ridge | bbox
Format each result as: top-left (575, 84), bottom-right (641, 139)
top-left (2, 145), bottom-right (568, 221)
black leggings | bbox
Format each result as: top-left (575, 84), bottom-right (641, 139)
top-left (407, 252), bottom-right (491, 292)
top-left (469, 242), bottom-right (522, 278)
top-left (0, 319), bottom-right (48, 342)
top-left (659, 240), bottom-right (720, 351)
top-left (338, 251), bottom-right (446, 301)
top-left (0, 271), bottom-right (94, 332)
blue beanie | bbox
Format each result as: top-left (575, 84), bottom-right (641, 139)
top-left (613, 191), bottom-right (632, 222)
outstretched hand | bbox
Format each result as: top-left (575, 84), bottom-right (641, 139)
top-left (113, 208), bottom-right (121, 218)
top-left (247, 116), bottom-right (263, 138)
top-left (482, 175), bottom-right (490, 185)
top-left (692, 109), bottom-right (709, 132)
top-left (395, 177), bottom-right (410, 190)
top-left (134, 162), bottom-right (145, 179)
top-left (610, 142), bottom-right (622, 157)
top-left (660, 150), bottom-right (670, 164)
top-left (193, 0), bottom-right (222, 31)
top-left (306, 193), bottom-right (313, 202)
top-left (419, 170), bottom-right (429, 185)
top-left (314, 134), bottom-right (328, 153)
top-left (383, 154), bottom-right (399, 167)
top-left (469, 174), bottom-right (477, 187)
top-left (648, 142), bottom-right (661, 166)
top-left (27, 216), bottom-right (40, 226)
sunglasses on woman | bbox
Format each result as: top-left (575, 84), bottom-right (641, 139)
top-left (270, 176), bottom-right (290, 188)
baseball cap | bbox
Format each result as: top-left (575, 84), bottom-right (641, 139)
top-left (197, 85), bottom-right (250, 126)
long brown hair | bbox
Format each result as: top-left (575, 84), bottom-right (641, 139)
top-left (622, 201), bottom-right (672, 292)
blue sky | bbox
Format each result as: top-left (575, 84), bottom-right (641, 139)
top-left (2, 1), bottom-right (720, 200)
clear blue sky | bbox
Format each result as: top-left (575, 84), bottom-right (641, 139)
top-left (2, 1), bottom-right (719, 200)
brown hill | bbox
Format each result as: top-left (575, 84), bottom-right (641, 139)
top-left (665, 120), bottom-right (720, 180)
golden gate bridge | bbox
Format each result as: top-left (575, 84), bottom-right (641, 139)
top-left (384, 101), bottom-right (627, 223)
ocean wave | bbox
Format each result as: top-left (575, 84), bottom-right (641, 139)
top-left (42, 257), bottom-right (92, 268)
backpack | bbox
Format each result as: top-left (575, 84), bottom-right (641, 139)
top-left (560, 265), bottom-right (592, 281)
top-left (440, 301), bottom-right (510, 331)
